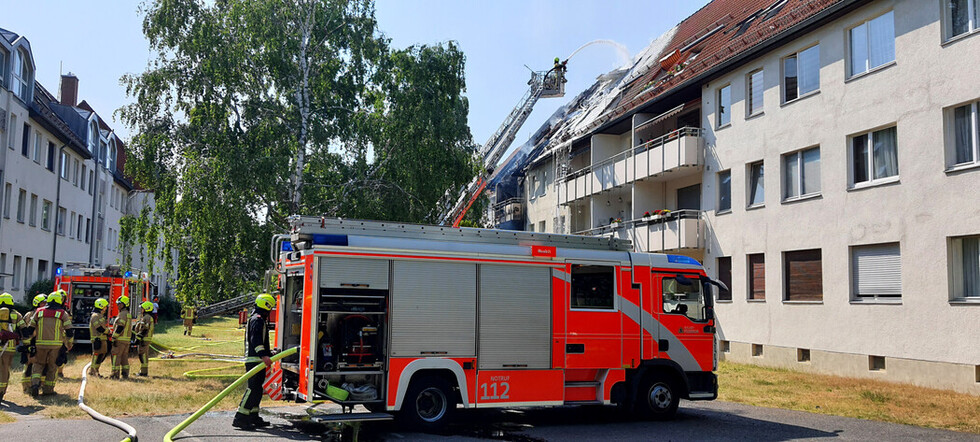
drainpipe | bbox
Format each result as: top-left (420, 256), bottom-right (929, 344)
top-left (50, 144), bottom-right (66, 278)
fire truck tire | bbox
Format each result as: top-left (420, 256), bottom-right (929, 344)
top-left (637, 376), bottom-right (679, 420)
top-left (399, 375), bottom-right (455, 431)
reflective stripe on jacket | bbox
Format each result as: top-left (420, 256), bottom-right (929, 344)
top-left (112, 311), bottom-right (132, 341)
top-left (30, 308), bottom-right (71, 348)
top-left (90, 312), bottom-right (109, 339)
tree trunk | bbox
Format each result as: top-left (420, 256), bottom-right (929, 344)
top-left (291, 5), bottom-right (314, 214)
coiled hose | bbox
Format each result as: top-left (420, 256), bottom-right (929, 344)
top-left (164, 346), bottom-right (298, 442)
top-left (79, 362), bottom-right (139, 442)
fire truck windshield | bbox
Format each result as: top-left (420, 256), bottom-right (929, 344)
top-left (662, 276), bottom-right (708, 322)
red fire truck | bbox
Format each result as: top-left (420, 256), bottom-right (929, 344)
top-left (54, 264), bottom-right (152, 343)
top-left (272, 217), bottom-right (723, 428)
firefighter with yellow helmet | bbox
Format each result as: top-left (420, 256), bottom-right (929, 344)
top-left (0, 292), bottom-right (26, 402)
top-left (88, 298), bottom-right (111, 377)
top-left (181, 303), bottom-right (196, 336)
top-left (233, 293), bottom-right (277, 430)
top-left (20, 294), bottom-right (46, 393)
top-left (133, 301), bottom-right (156, 376)
top-left (109, 295), bottom-right (132, 379)
top-left (27, 290), bottom-right (72, 396)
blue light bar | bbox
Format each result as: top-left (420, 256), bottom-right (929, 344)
top-left (125, 271), bottom-right (133, 278)
top-left (312, 234), bottom-right (348, 246)
top-left (55, 267), bottom-right (63, 276)
top-left (281, 241), bottom-right (294, 251)
top-left (667, 255), bottom-right (701, 266)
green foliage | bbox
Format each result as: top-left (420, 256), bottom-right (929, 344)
top-left (157, 296), bottom-right (182, 321)
top-left (26, 278), bottom-right (55, 300)
top-left (121, 0), bottom-right (477, 304)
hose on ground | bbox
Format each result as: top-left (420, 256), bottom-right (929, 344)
top-left (164, 346), bottom-right (298, 442)
top-left (182, 363), bottom-right (245, 379)
top-left (79, 362), bottom-right (139, 442)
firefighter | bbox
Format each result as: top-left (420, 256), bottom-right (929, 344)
top-left (232, 293), bottom-right (277, 430)
top-left (27, 291), bottom-right (72, 396)
top-left (88, 298), bottom-right (111, 377)
top-left (109, 296), bottom-right (132, 379)
top-left (133, 301), bottom-right (155, 376)
top-left (20, 294), bottom-right (46, 394)
top-left (181, 303), bottom-right (196, 336)
top-left (0, 293), bottom-right (27, 402)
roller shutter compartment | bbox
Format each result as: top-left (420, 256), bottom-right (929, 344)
top-left (390, 261), bottom-right (476, 357)
top-left (478, 264), bottom-right (552, 369)
top-left (319, 257), bottom-right (389, 289)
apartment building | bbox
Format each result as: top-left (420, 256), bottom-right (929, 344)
top-left (0, 27), bottom-right (174, 302)
top-left (520, 0), bottom-right (980, 393)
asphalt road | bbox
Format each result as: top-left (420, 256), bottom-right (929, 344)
top-left (0, 399), bottom-right (976, 441)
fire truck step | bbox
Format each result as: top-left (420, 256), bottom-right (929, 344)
top-left (309, 412), bottom-right (394, 424)
top-left (563, 400), bottom-right (603, 406)
top-left (564, 381), bottom-right (601, 387)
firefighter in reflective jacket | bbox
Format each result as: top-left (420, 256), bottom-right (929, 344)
top-left (110, 296), bottom-right (132, 379)
top-left (88, 298), bottom-right (111, 377)
top-left (0, 293), bottom-right (27, 402)
top-left (181, 304), bottom-right (196, 336)
top-left (27, 291), bottom-right (72, 396)
top-left (133, 301), bottom-right (155, 376)
top-left (20, 294), bottom-right (46, 393)
top-left (232, 294), bottom-right (277, 430)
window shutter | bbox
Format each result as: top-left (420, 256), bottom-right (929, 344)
top-left (749, 254), bottom-right (765, 300)
top-left (852, 243), bottom-right (901, 298)
top-left (785, 249), bottom-right (822, 301)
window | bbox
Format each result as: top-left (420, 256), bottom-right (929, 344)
top-left (41, 200), bottom-right (51, 231)
top-left (38, 260), bottom-right (47, 280)
top-left (950, 235), bottom-right (980, 299)
top-left (0, 253), bottom-right (5, 289)
top-left (85, 218), bottom-right (91, 244)
top-left (570, 264), bottom-right (615, 309)
top-left (748, 253), bottom-right (765, 300)
top-left (73, 159), bottom-right (80, 186)
top-left (783, 45), bottom-right (820, 102)
top-left (89, 170), bottom-right (95, 195)
top-left (28, 194), bottom-right (37, 226)
top-left (32, 131), bottom-right (41, 163)
top-left (717, 170), bottom-right (731, 213)
top-left (21, 123), bottom-right (30, 156)
top-left (0, 49), bottom-right (6, 88)
top-left (798, 348), bottom-right (811, 362)
top-left (11, 48), bottom-right (31, 101)
top-left (946, 0), bottom-right (979, 40)
top-left (12, 256), bottom-right (21, 289)
top-left (716, 257), bottom-right (732, 301)
top-left (949, 101), bottom-right (980, 168)
top-left (783, 147), bottom-right (821, 200)
top-left (869, 355), bottom-right (886, 371)
top-left (81, 165), bottom-right (87, 190)
top-left (57, 207), bottom-right (66, 236)
top-left (108, 142), bottom-right (116, 172)
top-left (752, 344), bottom-right (764, 357)
top-left (747, 69), bottom-right (764, 116)
top-left (538, 220), bottom-right (546, 232)
top-left (70, 212), bottom-right (76, 238)
top-left (663, 275), bottom-right (708, 321)
top-left (88, 120), bottom-right (98, 153)
top-left (46, 142), bottom-right (55, 171)
top-left (851, 126), bottom-right (899, 186)
top-left (528, 175), bottom-right (538, 200)
top-left (7, 114), bottom-right (16, 149)
top-left (747, 161), bottom-right (764, 207)
top-left (16, 189), bottom-right (25, 222)
top-left (784, 249), bottom-right (822, 301)
top-left (848, 11), bottom-right (895, 77)
top-left (77, 217), bottom-right (84, 242)
top-left (25, 258), bottom-right (33, 287)
top-left (60, 151), bottom-right (69, 178)
top-left (717, 84), bottom-right (732, 127)
top-left (2, 183), bottom-right (10, 218)
top-left (851, 243), bottom-right (902, 301)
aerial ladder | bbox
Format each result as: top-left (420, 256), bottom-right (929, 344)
top-left (436, 60), bottom-right (568, 227)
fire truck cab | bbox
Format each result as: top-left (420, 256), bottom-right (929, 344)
top-left (54, 264), bottom-right (152, 343)
top-left (273, 217), bottom-right (722, 428)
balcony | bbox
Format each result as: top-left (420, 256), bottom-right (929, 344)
top-left (558, 127), bottom-right (704, 205)
top-left (574, 210), bottom-right (705, 253)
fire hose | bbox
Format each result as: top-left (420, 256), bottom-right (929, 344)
top-left (164, 346), bottom-right (298, 442)
top-left (79, 362), bottom-right (139, 442)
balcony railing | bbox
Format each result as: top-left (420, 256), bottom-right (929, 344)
top-left (574, 209), bottom-right (705, 253)
top-left (558, 127), bottom-right (704, 205)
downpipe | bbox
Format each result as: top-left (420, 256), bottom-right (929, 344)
top-left (164, 346), bottom-right (298, 442)
top-left (79, 362), bottom-right (138, 442)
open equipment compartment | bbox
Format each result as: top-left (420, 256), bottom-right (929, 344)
top-left (311, 256), bottom-right (389, 409)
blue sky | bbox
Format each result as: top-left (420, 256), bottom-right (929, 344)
top-left (7, 0), bottom-right (706, 145)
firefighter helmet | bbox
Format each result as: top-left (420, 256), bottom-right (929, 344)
top-left (47, 291), bottom-right (64, 305)
top-left (141, 301), bottom-right (154, 312)
top-left (117, 296), bottom-right (130, 307)
top-left (33, 294), bottom-right (47, 307)
top-left (255, 293), bottom-right (276, 311)
top-left (0, 292), bottom-right (13, 306)
top-left (94, 298), bottom-right (109, 310)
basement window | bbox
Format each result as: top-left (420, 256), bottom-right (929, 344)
top-left (975, 365), bottom-right (979, 383)
top-left (720, 340), bottom-right (730, 353)
top-left (752, 344), bottom-right (764, 357)
top-left (869, 355), bottom-right (886, 371)
top-left (797, 348), bottom-right (810, 362)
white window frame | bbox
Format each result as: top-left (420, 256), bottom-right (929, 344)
top-left (846, 10), bottom-right (896, 78)
top-left (781, 44), bottom-right (820, 103)
top-left (944, 0), bottom-right (979, 42)
top-left (12, 256), bottom-right (21, 290)
top-left (28, 194), bottom-right (37, 227)
top-left (717, 170), bottom-right (732, 214)
top-left (11, 48), bottom-right (31, 103)
top-left (717, 84), bottom-right (732, 128)
top-left (850, 242), bottom-right (902, 303)
top-left (949, 234), bottom-right (980, 301)
top-left (41, 200), bottom-right (51, 231)
top-left (7, 114), bottom-right (16, 149)
top-left (746, 69), bottom-right (764, 117)
top-left (782, 146), bottom-right (821, 201)
top-left (946, 101), bottom-right (980, 170)
top-left (2, 183), bottom-right (10, 218)
top-left (16, 188), bottom-right (25, 223)
top-left (849, 126), bottom-right (899, 188)
top-left (32, 131), bottom-right (41, 163)
top-left (747, 161), bottom-right (764, 208)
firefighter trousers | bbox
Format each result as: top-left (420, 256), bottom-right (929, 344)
top-left (110, 339), bottom-right (130, 378)
top-left (236, 363), bottom-right (266, 420)
top-left (137, 342), bottom-right (150, 376)
top-left (89, 338), bottom-right (108, 376)
top-left (0, 350), bottom-right (13, 397)
top-left (183, 319), bottom-right (193, 335)
top-left (32, 346), bottom-right (59, 394)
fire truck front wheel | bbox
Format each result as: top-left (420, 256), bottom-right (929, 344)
top-left (400, 375), bottom-right (456, 431)
top-left (638, 376), bottom-right (680, 420)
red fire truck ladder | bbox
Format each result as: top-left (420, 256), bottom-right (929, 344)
top-left (435, 62), bottom-right (568, 227)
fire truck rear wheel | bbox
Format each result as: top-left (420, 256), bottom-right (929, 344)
top-left (638, 376), bottom-right (679, 420)
top-left (400, 375), bottom-right (455, 431)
